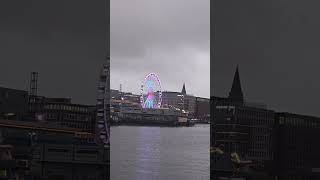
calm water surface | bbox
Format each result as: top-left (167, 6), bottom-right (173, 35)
top-left (111, 124), bottom-right (210, 180)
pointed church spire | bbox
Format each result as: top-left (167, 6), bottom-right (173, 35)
top-left (181, 83), bottom-right (186, 95)
top-left (228, 65), bottom-right (244, 103)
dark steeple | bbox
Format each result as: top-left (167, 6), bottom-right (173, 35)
top-left (228, 66), bottom-right (244, 103)
top-left (181, 83), bottom-right (186, 95)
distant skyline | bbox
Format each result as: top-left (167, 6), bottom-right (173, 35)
top-left (110, 0), bottom-right (210, 98)
top-left (110, 83), bottom-right (202, 97)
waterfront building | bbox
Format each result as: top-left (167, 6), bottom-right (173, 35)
top-left (29, 96), bottom-right (96, 133)
top-left (162, 91), bottom-right (185, 109)
top-left (212, 66), bottom-right (320, 180)
top-left (275, 112), bottom-right (320, 180)
top-left (161, 84), bottom-right (197, 116)
top-left (185, 95), bottom-right (197, 116)
top-left (212, 67), bottom-right (275, 179)
top-left (0, 119), bottom-right (109, 180)
top-left (195, 97), bottom-right (210, 121)
top-left (111, 99), bottom-right (141, 113)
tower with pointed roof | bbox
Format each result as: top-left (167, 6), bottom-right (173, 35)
top-left (228, 66), bottom-right (244, 103)
top-left (181, 83), bottom-right (187, 95)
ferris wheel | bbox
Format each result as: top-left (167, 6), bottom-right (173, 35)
top-left (140, 73), bottom-right (162, 109)
top-left (96, 57), bottom-right (110, 148)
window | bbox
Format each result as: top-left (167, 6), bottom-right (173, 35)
top-left (48, 149), bottom-right (69, 153)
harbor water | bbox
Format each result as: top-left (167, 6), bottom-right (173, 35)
top-left (111, 124), bottom-right (210, 180)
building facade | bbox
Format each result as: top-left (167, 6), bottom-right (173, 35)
top-left (212, 66), bottom-right (320, 180)
top-left (29, 96), bottom-right (96, 133)
top-left (275, 112), bottom-right (320, 180)
top-left (161, 84), bottom-right (197, 116)
top-left (195, 97), bottom-right (210, 121)
top-left (0, 120), bottom-right (109, 180)
top-left (212, 67), bottom-right (276, 179)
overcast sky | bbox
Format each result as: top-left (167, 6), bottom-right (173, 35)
top-left (110, 0), bottom-right (210, 98)
top-left (213, 0), bottom-right (320, 116)
top-left (0, 0), bottom-right (108, 105)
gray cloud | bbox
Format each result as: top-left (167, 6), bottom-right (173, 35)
top-left (111, 0), bottom-right (210, 98)
top-left (0, 0), bottom-right (107, 105)
top-left (213, 0), bottom-right (320, 116)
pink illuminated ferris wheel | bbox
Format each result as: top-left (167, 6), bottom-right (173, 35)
top-left (140, 73), bottom-right (162, 109)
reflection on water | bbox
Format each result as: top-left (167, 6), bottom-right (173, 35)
top-left (111, 124), bottom-right (210, 180)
